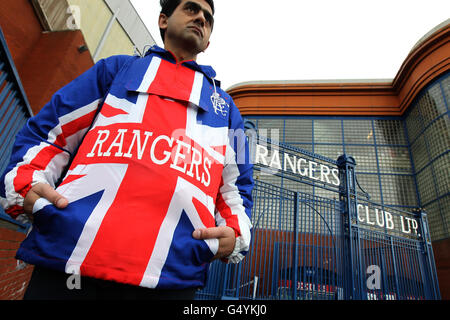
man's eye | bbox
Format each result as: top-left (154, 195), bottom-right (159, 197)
top-left (185, 4), bottom-right (199, 14)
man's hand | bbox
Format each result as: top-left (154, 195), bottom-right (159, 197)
top-left (192, 226), bottom-right (236, 261)
top-left (24, 183), bottom-right (68, 215)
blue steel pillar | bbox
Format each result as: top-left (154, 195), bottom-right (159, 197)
top-left (417, 209), bottom-right (441, 300)
top-left (292, 192), bottom-right (299, 300)
top-left (337, 154), bottom-right (358, 300)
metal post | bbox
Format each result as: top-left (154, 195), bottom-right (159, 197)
top-left (389, 237), bottom-right (400, 299)
top-left (417, 209), bottom-right (441, 300)
top-left (292, 192), bottom-right (299, 300)
top-left (337, 154), bottom-right (357, 300)
top-left (221, 263), bottom-right (230, 299)
top-left (234, 261), bottom-right (242, 299)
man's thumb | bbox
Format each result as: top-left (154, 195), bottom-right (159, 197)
top-left (192, 229), bottom-right (204, 239)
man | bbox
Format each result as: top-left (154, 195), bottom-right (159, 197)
top-left (0, 0), bottom-right (253, 300)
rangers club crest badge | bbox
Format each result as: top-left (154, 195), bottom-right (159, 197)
top-left (210, 92), bottom-right (229, 117)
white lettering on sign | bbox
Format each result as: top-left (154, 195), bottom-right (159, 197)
top-left (357, 204), bottom-right (419, 235)
top-left (254, 144), bottom-right (340, 186)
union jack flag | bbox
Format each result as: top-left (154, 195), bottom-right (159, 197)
top-left (0, 46), bottom-right (254, 289)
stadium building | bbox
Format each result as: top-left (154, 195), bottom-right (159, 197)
top-left (211, 19), bottom-right (449, 300)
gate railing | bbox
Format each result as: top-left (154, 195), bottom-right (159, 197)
top-left (338, 155), bottom-right (440, 300)
top-left (196, 130), bottom-right (441, 300)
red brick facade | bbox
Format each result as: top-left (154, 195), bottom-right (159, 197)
top-left (0, 0), bottom-right (94, 114)
top-left (0, 226), bottom-right (33, 300)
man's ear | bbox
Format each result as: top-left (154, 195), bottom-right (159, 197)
top-left (158, 13), bottom-right (168, 30)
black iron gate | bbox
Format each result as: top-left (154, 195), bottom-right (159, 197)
top-left (196, 130), bottom-right (441, 300)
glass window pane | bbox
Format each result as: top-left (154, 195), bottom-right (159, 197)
top-left (314, 120), bottom-right (342, 144)
top-left (343, 120), bottom-right (373, 144)
top-left (381, 175), bottom-right (418, 206)
top-left (440, 75), bottom-right (450, 108)
top-left (377, 146), bottom-right (412, 174)
top-left (344, 145), bottom-right (377, 173)
top-left (411, 136), bottom-right (430, 172)
top-left (257, 118), bottom-right (283, 143)
top-left (424, 200), bottom-right (446, 241)
top-left (314, 144), bottom-right (343, 161)
top-left (416, 166), bottom-right (437, 205)
top-left (405, 106), bottom-right (423, 143)
top-left (374, 120), bottom-right (407, 145)
top-left (419, 85), bottom-right (446, 128)
top-left (354, 173), bottom-right (381, 203)
top-left (424, 116), bottom-right (450, 160)
top-left (433, 153), bottom-right (450, 198)
top-left (284, 119), bottom-right (313, 143)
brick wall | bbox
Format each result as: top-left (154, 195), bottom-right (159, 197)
top-left (433, 238), bottom-right (450, 300)
top-left (0, 226), bottom-right (33, 300)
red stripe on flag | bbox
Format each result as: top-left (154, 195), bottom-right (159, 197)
top-left (13, 108), bottom-right (98, 197)
top-left (100, 103), bottom-right (129, 118)
top-left (59, 174), bottom-right (86, 187)
top-left (14, 146), bottom-right (64, 198)
top-left (216, 179), bottom-right (241, 237)
top-left (147, 59), bottom-right (196, 102)
top-left (54, 109), bottom-right (98, 148)
top-left (192, 197), bottom-right (215, 228)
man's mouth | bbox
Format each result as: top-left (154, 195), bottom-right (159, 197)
top-left (188, 26), bottom-right (203, 38)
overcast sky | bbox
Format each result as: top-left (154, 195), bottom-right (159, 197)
top-left (130, 0), bottom-right (450, 91)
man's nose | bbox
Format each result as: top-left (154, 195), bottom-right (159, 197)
top-left (193, 11), bottom-right (206, 27)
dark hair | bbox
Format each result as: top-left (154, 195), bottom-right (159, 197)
top-left (159, 0), bottom-right (215, 42)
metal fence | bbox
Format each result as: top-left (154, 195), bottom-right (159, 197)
top-left (196, 131), bottom-right (441, 300)
top-left (0, 26), bottom-right (33, 230)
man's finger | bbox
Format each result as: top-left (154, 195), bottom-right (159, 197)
top-left (192, 227), bottom-right (236, 260)
top-left (31, 183), bottom-right (68, 208)
top-left (192, 227), bottom-right (223, 240)
top-left (192, 227), bottom-right (232, 240)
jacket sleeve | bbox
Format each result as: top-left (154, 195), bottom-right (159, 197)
top-left (0, 55), bottom-right (133, 219)
top-left (215, 98), bottom-right (254, 264)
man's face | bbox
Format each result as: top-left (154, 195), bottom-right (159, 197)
top-left (160, 0), bottom-right (214, 57)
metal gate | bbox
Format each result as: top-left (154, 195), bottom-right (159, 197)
top-left (196, 130), bottom-right (441, 300)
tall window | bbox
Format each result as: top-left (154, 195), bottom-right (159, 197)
top-left (404, 72), bottom-right (450, 241)
top-left (245, 71), bottom-right (449, 241)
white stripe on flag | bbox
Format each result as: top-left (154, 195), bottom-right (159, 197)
top-left (64, 163), bottom-right (128, 273)
top-left (189, 71), bottom-right (204, 106)
top-left (137, 57), bottom-right (162, 92)
top-left (139, 177), bottom-right (217, 288)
